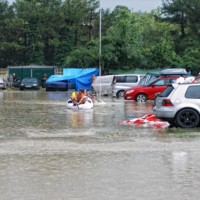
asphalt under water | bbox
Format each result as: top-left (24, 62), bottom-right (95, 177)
top-left (0, 91), bottom-right (200, 200)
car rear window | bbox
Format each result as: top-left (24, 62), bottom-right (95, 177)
top-left (125, 76), bottom-right (138, 83)
top-left (116, 76), bottom-right (125, 83)
top-left (160, 86), bottom-right (174, 97)
top-left (185, 86), bottom-right (200, 99)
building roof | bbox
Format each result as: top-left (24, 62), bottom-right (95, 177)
top-left (7, 65), bottom-right (57, 69)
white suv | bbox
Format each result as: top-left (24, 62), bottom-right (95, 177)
top-left (153, 83), bottom-right (200, 128)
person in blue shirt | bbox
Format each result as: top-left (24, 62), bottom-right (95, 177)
top-left (7, 74), bottom-right (13, 90)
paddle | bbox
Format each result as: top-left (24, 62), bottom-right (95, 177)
top-left (72, 91), bottom-right (106, 104)
top-left (88, 93), bottom-right (106, 104)
top-left (71, 92), bottom-right (79, 109)
top-left (94, 97), bottom-right (106, 104)
top-left (72, 91), bottom-right (76, 98)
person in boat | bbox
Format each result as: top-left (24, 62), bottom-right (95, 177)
top-left (71, 89), bottom-right (87, 105)
top-left (83, 89), bottom-right (95, 100)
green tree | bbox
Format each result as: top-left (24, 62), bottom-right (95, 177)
top-left (0, 0), bottom-right (24, 67)
top-left (162, 0), bottom-right (187, 37)
top-left (146, 40), bottom-right (182, 68)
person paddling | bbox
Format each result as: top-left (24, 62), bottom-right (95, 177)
top-left (83, 89), bottom-right (95, 100)
top-left (71, 89), bottom-right (87, 105)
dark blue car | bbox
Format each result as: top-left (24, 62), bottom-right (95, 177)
top-left (46, 82), bottom-right (68, 91)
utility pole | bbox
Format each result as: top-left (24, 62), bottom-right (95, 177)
top-left (99, 0), bottom-right (101, 76)
top-left (82, 9), bottom-right (96, 42)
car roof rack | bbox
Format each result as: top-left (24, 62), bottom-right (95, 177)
top-left (160, 69), bottom-right (187, 77)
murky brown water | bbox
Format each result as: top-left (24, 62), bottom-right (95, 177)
top-left (0, 91), bottom-right (200, 200)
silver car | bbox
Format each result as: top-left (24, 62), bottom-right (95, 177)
top-left (112, 74), bottom-right (145, 97)
top-left (0, 77), bottom-right (6, 90)
top-left (91, 75), bottom-right (114, 95)
top-left (153, 83), bottom-right (200, 128)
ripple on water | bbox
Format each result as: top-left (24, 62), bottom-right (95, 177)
top-left (0, 92), bottom-right (200, 200)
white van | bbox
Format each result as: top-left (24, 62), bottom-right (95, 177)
top-left (91, 75), bottom-right (114, 95)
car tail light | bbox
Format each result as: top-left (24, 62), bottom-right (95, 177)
top-left (113, 77), bottom-right (116, 85)
top-left (162, 99), bottom-right (174, 106)
top-left (0, 83), bottom-right (3, 85)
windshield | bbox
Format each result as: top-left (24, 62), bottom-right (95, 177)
top-left (22, 78), bottom-right (37, 83)
top-left (145, 79), bottom-right (158, 86)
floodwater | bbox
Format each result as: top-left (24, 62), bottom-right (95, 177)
top-left (0, 91), bottom-right (200, 200)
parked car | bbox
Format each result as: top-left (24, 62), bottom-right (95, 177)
top-left (20, 77), bottom-right (40, 90)
top-left (0, 77), bottom-right (6, 90)
top-left (153, 83), bottom-right (200, 128)
top-left (91, 75), bottom-right (114, 95)
top-left (124, 77), bottom-right (179, 102)
top-left (112, 74), bottom-right (145, 97)
top-left (46, 81), bottom-right (68, 91)
top-left (13, 78), bottom-right (21, 88)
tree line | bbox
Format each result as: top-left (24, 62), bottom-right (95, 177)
top-left (0, 0), bottom-right (200, 75)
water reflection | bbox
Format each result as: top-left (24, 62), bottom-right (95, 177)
top-left (124, 101), bottom-right (154, 118)
top-left (70, 110), bottom-right (94, 129)
top-left (0, 92), bottom-right (3, 101)
top-left (47, 93), bottom-right (68, 101)
top-left (0, 91), bottom-right (200, 199)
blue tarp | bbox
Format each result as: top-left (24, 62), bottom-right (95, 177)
top-left (47, 68), bottom-right (99, 91)
top-left (63, 68), bottom-right (83, 76)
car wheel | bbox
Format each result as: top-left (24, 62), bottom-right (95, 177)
top-left (117, 90), bottom-right (125, 98)
top-left (176, 109), bottom-right (199, 128)
top-left (135, 93), bottom-right (147, 102)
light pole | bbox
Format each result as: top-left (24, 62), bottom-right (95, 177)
top-left (99, 0), bottom-right (101, 76)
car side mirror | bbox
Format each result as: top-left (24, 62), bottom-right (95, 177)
top-left (152, 84), bottom-right (155, 87)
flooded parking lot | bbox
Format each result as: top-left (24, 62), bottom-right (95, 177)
top-left (0, 91), bottom-right (200, 200)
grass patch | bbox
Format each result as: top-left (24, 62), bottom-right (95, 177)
top-left (174, 134), bottom-right (200, 138)
top-left (160, 132), bottom-right (200, 138)
top-left (167, 128), bottom-right (187, 132)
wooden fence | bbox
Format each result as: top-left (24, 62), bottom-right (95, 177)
top-left (0, 68), bottom-right (8, 80)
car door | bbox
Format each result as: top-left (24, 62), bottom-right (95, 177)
top-left (115, 76), bottom-right (125, 88)
top-left (185, 85), bottom-right (200, 111)
top-left (124, 76), bottom-right (138, 89)
top-left (148, 79), bottom-right (167, 100)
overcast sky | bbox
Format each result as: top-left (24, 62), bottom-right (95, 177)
top-left (8, 0), bottom-right (162, 12)
top-left (101, 0), bottom-right (162, 12)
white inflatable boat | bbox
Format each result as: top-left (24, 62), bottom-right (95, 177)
top-left (66, 97), bottom-right (93, 110)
